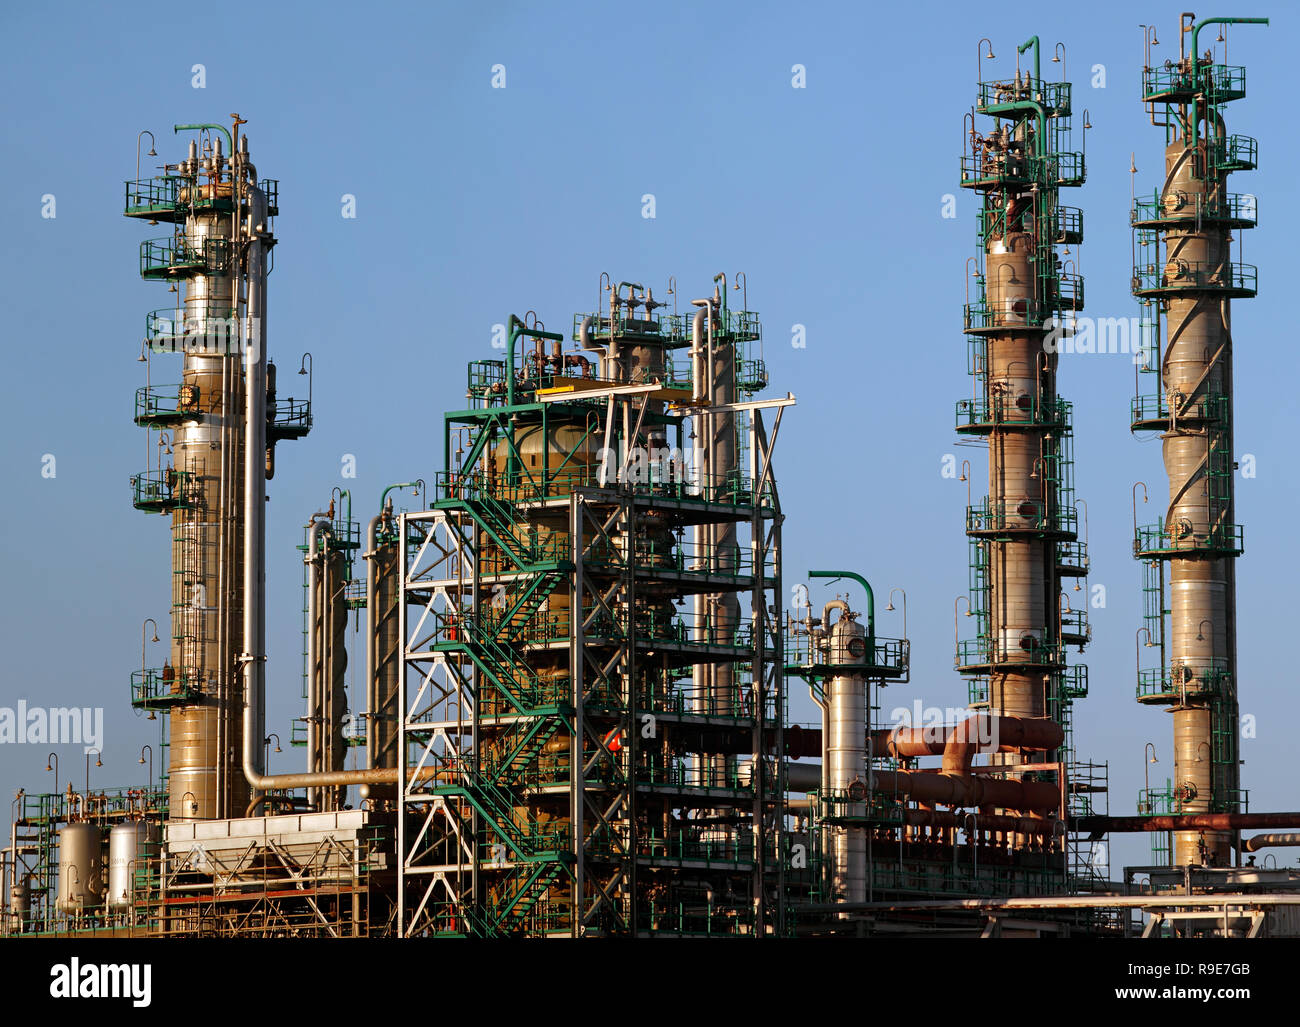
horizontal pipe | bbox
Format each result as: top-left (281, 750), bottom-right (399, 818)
top-left (1076, 812), bottom-right (1300, 835)
top-left (784, 715), bottom-right (1062, 760)
top-left (873, 715), bottom-right (1063, 761)
top-left (872, 768), bottom-right (1059, 813)
top-left (1243, 833), bottom-right (1300, 853)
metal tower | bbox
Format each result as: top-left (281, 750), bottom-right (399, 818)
top-left (1131, 14), bottom-right (1265, 868)
top-left (125, 120), bottom-right (308, 821)
top-left (957, 36), bottom-right (1096, 877)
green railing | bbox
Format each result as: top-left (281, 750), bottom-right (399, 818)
top-left (1142, 63), bottom-right (1246, 102)
top-left (130, 469), bottom-right (195, 512)
top-left (268, 398), bottom-right (312, 440)
top-left (263, 178), bottom-right (280, 216)
top-left (975, 78), bottom-right (1071, 115)
top-left (134, 384), bottom-right (191, 425)
top-left (1132, 191), bottom-right (1257, 228)
top-left (1133, 258), bottom-right (1256, 297)
top-left (1131, 390), bottom-right (1228, 427)
top-left (1051, 205), bottom-right (1084, 243)
top-left (1037, 151), bottom-right (1085, 187)
top-left (1056, 540), bottom-right (1089, 575)
top-left (955, 394), bottom-right (1069, 431)
top-left (145, 304), bottom-right (239, 347)
top-left (130, 667), bottom-right (201, 708)
top-left (1211, 133), bottom-right (1257, 172)
top-left (1136, 660), bottom-right (1231, 703)
top-left (1060, 608), bottom-right (1090, 644)
top-left (967, 498), bottom-right (1077, 536)
top-left (1061, 663), bottom-right (1089, 699)
top-left (957, 635), bottom-right (1063, 668)
top-left (124, 176), bottom-right (182, 218)
top-left (1135, 520), bottom-right (1244, 557)
top-left (139, 236), bottom-right (230, 279)
top-left (960, 151), bottom-right (1033, 188)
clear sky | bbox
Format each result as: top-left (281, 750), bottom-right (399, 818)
top-left (1, 0), bottom-right (1295, 875)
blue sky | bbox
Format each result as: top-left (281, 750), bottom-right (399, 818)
top-left (1, 0), bottom-right (1294, 873)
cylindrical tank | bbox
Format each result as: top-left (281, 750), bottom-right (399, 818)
top-left (8, 876), bottom-right (30, 932)
top-left (108, 821), bottom-right (159, 910)
top-left (824, 605), bottom-right (867, 908)
top-left (56, 823), bottom-right (105, 913)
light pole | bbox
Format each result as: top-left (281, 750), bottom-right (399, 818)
top-left (1132, 481), bottom-right (1148, 549)
top-left (1144, 742), bottom-right (1159, 804)
top-left (978, 38), bottom-right (996, 83)
top-left (298, 352), bottom-right (313, 411)
top-left (138, 744), bottom-right (153, 795)
top-left (44, 753), bottom-right (58, 805)
top-left (886, 588), bottom-right (907, 642)
top-left (135, 130), bottom-right (157, 188)
top-left (141, 618), bottom-right (159, 689)
top-left (85, 749), bottom-right (102, 797)
top-left (954, 595), bottom-right (972, 664)
top-left (265, 733), bottom-right (281, 770)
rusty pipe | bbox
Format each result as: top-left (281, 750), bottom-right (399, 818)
top-left (1077, 812), bottom-right (1300, 834)
top-left (870, 768), bottom-right (1059, 812)
top-left (864, 715), bottom-right (1063, 760)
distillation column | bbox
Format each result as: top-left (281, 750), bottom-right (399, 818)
top-left (957, 41), bottom-right (1089, 841)
top-left (125, 121), bottom-right (298, 822)
top-left (1132, 15), bottom-right (1264, 867)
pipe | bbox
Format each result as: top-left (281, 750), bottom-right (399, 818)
top-left (870, 715), bottom-right (1063, 761)
top-left (1188, 18), bottom-right (1268, 156)
top-left (305, 516), bottom-right (329, 808)
top-left (809, 570), bottom-right (875, 652)
top-left (869, 767), bottom-right (1059, 813)
top-left (173, 122), bottom-right (233, 153)
top-left (240, 182), bottom-right (270, 807)
top-left (505, 315), bottom-right (564, 408)
top-left (1018, 36), bottom-right (1040, 85)
top-left (1243, 833), bottom-right (1300, 853)
top-left (690, 306), bottom-right (707, 403)
top-left (1077, 812), bottom-right (1300, 835)
top-left (364, 511), bottom-right (382, 774)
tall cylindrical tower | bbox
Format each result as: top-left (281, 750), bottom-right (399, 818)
top-left (126, 121), bottom-right (305, 821)
top-left (957, 39), bottom-right (1090, 854)
top-left (1132, 15), bottom-right (1264, 867)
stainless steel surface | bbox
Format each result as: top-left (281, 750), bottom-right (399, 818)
top-left (107, 821), bottom-right (158, 910)
top-left (56, 823), bottom-right (104, 913)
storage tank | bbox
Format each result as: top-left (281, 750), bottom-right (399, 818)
top-left (108, 821), bottom-right (159, 910)
top-left (8, 875), bottom-right (30, 932)
top-left (56, 823), bottom-right (105, 913)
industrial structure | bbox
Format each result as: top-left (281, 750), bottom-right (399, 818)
top-left (4, 17), bottom-right (1300, 939)
top-left (1129, 13), bottom-right (1261, 871)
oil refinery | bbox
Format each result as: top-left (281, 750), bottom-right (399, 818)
top-left (4, 12), bottom-right (1300, 943)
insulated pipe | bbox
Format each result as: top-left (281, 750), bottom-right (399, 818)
top-left (1076, 812), bottom-right (1300, 834)
top-left (1243, 833), bottom-right (1300, 853)
top-left (239, 182), bottom-right (269, 808)
top-left (869, 767), bottom-right (1060, 812)
top-left (871, 716), bottom-right (1063, 760)
top-left (305, 516), bottom-right (328, 808)
top-left (784, 761), bottom-right (1059, 811)
top-left (690, 306), bottom-right (708, 403)
top-left (364, 511), bottom-right (382, 772)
